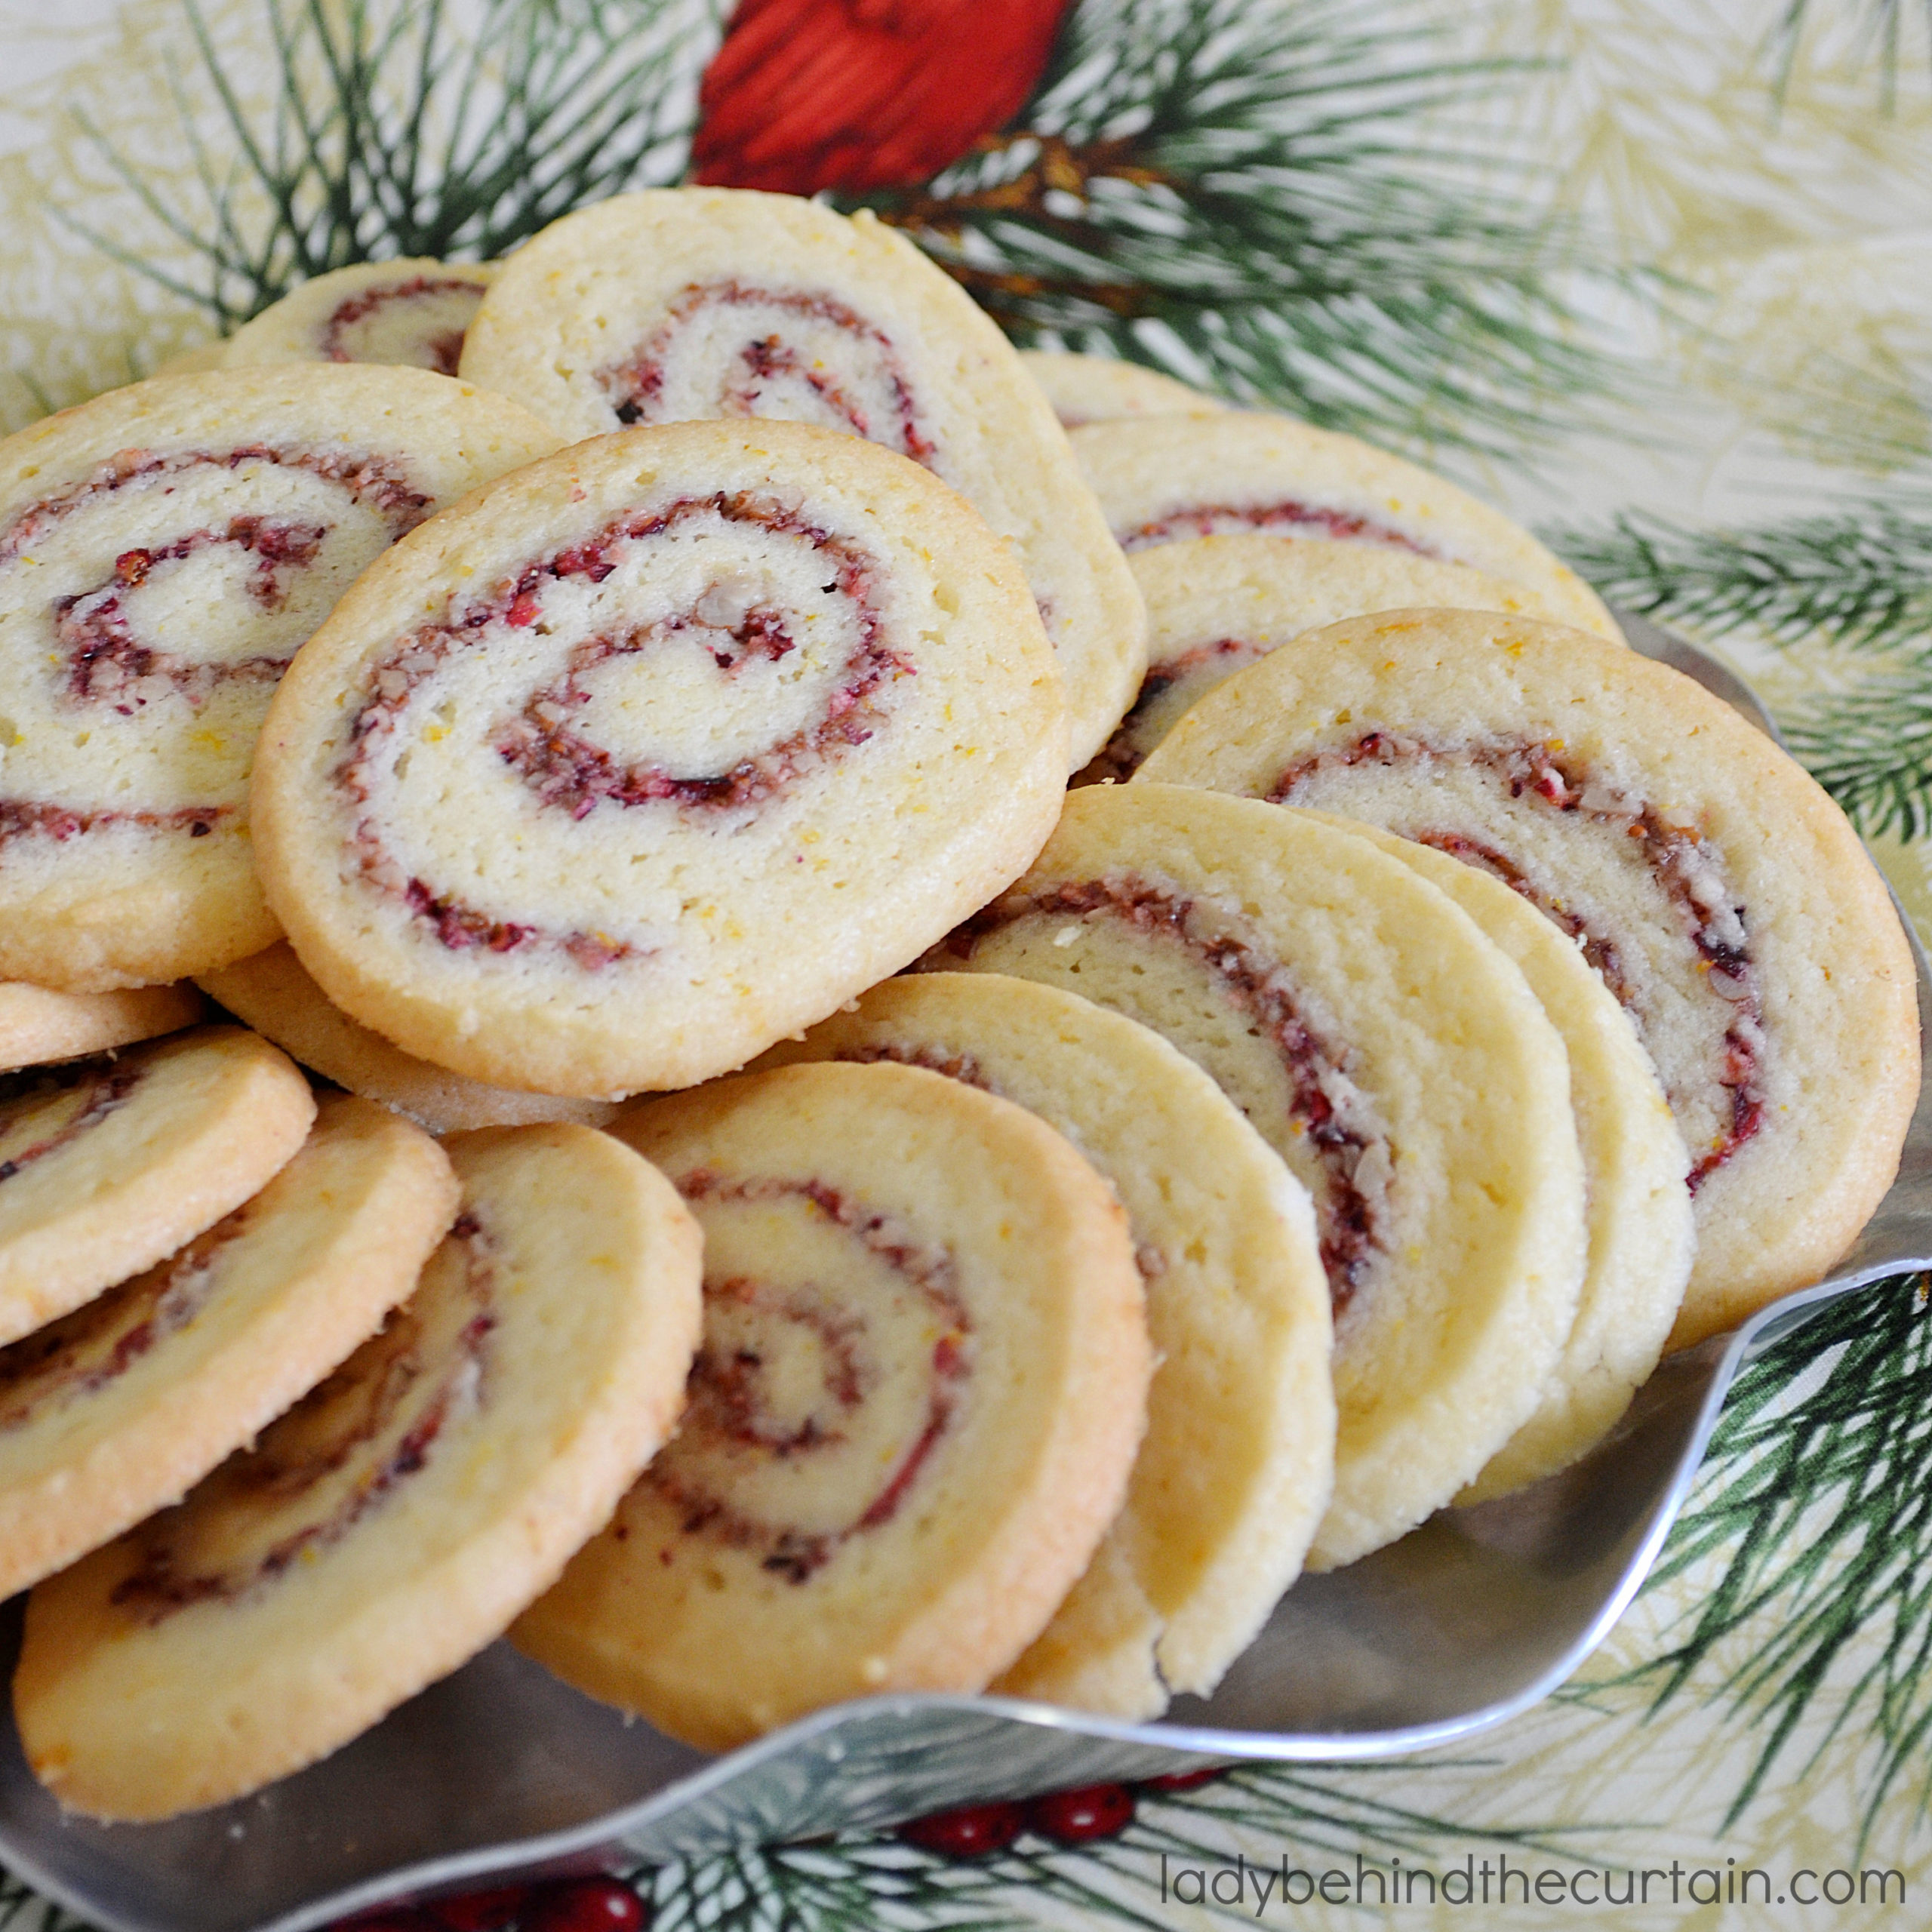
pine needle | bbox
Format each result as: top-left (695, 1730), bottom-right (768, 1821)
top-left (1553, 500), bottom-right (1932, 837)
top-left (1592, 1278), bottom-right (1932, 1852)
top-left (861, 0), bottom-right (1636, 454)
top-left (63, 0), bottom-right (718, 328)
top-left (1555, 503), bottom-right (1932, 656)
top-left (1766, 0), bottom-right (1932, 110)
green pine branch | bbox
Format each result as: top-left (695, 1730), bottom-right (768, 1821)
top-left (68, 0), bottom-right (1629, 454)
top-left (1554, 500), bottom-right (1932, 838)
top-left (1556, 503), bottom-right (1932, 655)
top-left (0, 1869), bottom-right (94, 1930)
top-left (1583, 1276), bottom-right (1932, 1851)
top-left (860, 0), bottom-right (1636, 455)
top-left (1765, 0), bottom-right (1932, 108)
top-left (1785, 672), bottom-right (1932, 841)
top-left (645, 1768), bottom-right (1611, 1932)
top-left (62, 0), bottom-right (716, 329)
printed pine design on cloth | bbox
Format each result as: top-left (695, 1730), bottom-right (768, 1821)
top-left (4, 0), bottom-right (1932, 1926)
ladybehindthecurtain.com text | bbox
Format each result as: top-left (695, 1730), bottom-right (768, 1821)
top-left (1158, 1850), bottom-right (1907, 1912)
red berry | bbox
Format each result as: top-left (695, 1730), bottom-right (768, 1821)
top-left (518, 1878), bottom-right (647, 1932)
top-left (426, 1886), bottom-right (532, 1931)
top-left (898, 1799), bottom-right (1026, 1858)
top-left (1140, 1767), bottom-right (1225, 1792)
top-left (1026, 1783), bottom-right (1136, 1842)
top-left (333, 1915), bottom-right (435, 1932)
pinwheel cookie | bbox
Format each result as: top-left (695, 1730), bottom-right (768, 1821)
top-left (0, 1026), bottom-right (315, 1347)
top-left (1322, 820), bottom-right (1694, 1499)
top-left (0, 1095), bottom-right (456, 1601)
top-left (1140, 610), bottom-right (1920, 1346)
top-left (198, 945), bottom-right (621, 1136)
top-left (1017, 352), bottom-right (1229, 429)
top-left (14, 1121), bottom-right (703, 1821)
top-left (222, 260), bottom-right (497, 377)
top-left (251, 420), bottom-right (1067, 1099)
top-left (0, 980), bottom-right (202, 1072)
top-left (1079, 534), bottom-right (1574, 783)
top-left (0, 367), bottom-right (561, 989)
top-left (753, 971), bottom-right (1333, 1715)
top-left (931, 783), bottom-right (1588, 1569)
top-left (515, 1060), bottom-right (1152, 1751)
top-left (1071, 414), bottom-right (1621, 641)
top-left (460, 188), bottom-right (1146, 767)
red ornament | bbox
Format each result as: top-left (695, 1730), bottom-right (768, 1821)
top-left (425, 1886), bottom-right (533, 1931)
top-left (691, 0), bottom-right (1076, 195)
top-left (897, 1798), bottom-right (1027, 1857)
top-left (516, 1878), bottom-right (647, 1932)
top-left (1025, 1782), bottom-right (1136, 1842)
top-left (1140, 1767), bottom-right (1225, 1792)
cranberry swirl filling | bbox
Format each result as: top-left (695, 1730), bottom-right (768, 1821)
top-left (1272, 734), bottom-right (1767, 1189)
top-left (109, 1212), bottom-right (494, 1621)
top-left (944, 875), bottom-right (1388, 1312)
top-left (1078, 637), bottom-right (1261, 785)
top-left (336, 491), bottom-right (909, 966)
top-left (0, 1207), bottom-right (245, 1429)
top-left (598, 280), bottom-right (935, 465)
top-left (321, 275), bottom-right (487, 377)
top-left (643, 1172), bottom-right (971, 1585)
top-left (1117, 502), bottom-right (1441, 556)
top-left (0, 446), bottom-right (430, 851)
top-left (0, 1061), bottom-right (145, 1187)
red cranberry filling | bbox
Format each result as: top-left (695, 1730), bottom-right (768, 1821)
top-left (56, 517), bottom-right (327, 711)
top-left (945, 875), bottom-right (1384, 1312)
top-left (322, 275), bottom-right (487, 377)
top-left (1080, 636), bottom-right (1256, 784)
top-left (0, 1062), bottom-right (145, 1186)
top-left (834, 1041), bottom-right (990, 1090)
top-left (109, 1213), bottom-right (495, 1620)
top-left (0, 446), bottom-right (429, 848)
top-left (0, 447), bottom-right (429, 568)
top-left (599, 280), bottom-right (934, 465)
top-left (1272, 734), bottom-right (1767, 1189)
top-left (0, 1206), bottom-right (247, 1428)
top-left (1117, 501), bottom-right (1441, 555)
top-left (0, 801), bottom-right (226, 850)
top-left (337, 491), bottom-right (906, 963)
top-left (648, 1172), bottom-right (970, 1585)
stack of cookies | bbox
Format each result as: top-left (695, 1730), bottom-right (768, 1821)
top-left (0, 181), bottom-right (1915, 1818)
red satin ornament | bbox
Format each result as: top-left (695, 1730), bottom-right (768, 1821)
top-left (692, 0), bottom-right (1075, 194)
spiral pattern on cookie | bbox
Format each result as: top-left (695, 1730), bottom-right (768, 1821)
top-left (0, 446), bottom-right (429, 859)
top-left (1071, 415), bottom-right (1623, 640)
top-left (0, 1200), bottom-right (232, 1440)
top-left (334, 490), bottom-right (909, 968)
top-left (106, 1211), bottom-right (494, 1622)
top-left (1271, 733), bottom-right (1764, 1189)
top-left (1120, 500), bottom-right (1437, 555)
top-left (598, 280), bottom-right (936, 465)
top-left (648, 1171), bottom-right (971, 1583)
top-left (321, 275), bottom-right (488, 377)
top-left (947, 873), bottom-right (1391, 1309)
top-left (456, 191), bottom-right (1148, 772)
top-left (220, 260), bottom-right (498, 374)
top-left (0, 1061), bottom-right (146, 1189)
top-left (1079, 636), bottom-right (1262, 785)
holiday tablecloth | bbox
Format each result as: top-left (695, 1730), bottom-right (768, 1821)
top-left (5, 2), bottom-right (1932, 1925)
